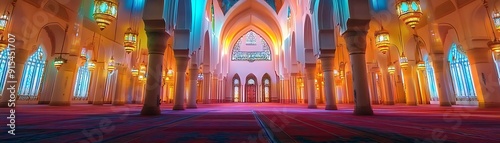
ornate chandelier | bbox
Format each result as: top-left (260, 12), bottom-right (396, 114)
top-left (139, 62), bottom-right (146, 74)
top-left (131, 67), bottom-right (139, 77)
top-left (399, 53), bottom-right (409, 68)
top-left (107, 56), bottom-right (115, 72)
top-left (124, 28), bottom-right (137, 54)
top-left (54, 56), bottom-right (67, 70)
top-left (485, 0), bottom-right (500, 53)
top-left (87, 60), bottom-right (96, 71)
top-left (388, 65), bottom-right (396, 74)
top-left (0, 14), bottom-right (7, 34)
top-left (375, 28), bottom-right (390, 54)
top-left (492, 10), bottom-right (500, 32)
top-left (0, 39), bottom-right (7, 52)
top-left (93, 0), bottom-right (118, 30)
top-left (396, 0), bottom-right (423, 28)
top-left (416, 61), bottom-right (426, 70)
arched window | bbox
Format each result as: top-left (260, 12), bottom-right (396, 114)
top-left (448, 44), bottom-right (476, 101)
top-left (233, 78), bottom-right (240, 102)
top-left (73, 61), bottom-right (92, 100)
top-left (0, 49), bottom-right (10, 93)
top-left (425, 58), bottom-right (439, 101)
top-left (264, 79), bottom-right (270, 102)
top-left (19, 46), bottom-right (46, 98)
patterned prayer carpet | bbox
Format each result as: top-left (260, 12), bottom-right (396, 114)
top-left (1, 103), bottom-right (499, 143)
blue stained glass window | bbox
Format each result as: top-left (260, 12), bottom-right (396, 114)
top-left (425, 58), bottom-right (439, 101)
top-left (74, 61), bottom-right (92, 100)
top-left (0, 49), bottom-right (10, 93)
top-left (448, 44), bottom-right (476, 101)
top-left (18, 46), bottom-right (46, 97)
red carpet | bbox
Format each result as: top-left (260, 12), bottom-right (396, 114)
top-left (1, 103), bottom-right (499, 143)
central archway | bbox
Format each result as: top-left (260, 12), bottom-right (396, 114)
top-left (245, 74), bottom-right (258, 103)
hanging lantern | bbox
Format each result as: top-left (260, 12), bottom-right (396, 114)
top-left (124, 28), bottom-right (137, 54)
top-left (339, 62), bottom-right (346, 79)
top-left (0, 14), bottom-right (7, 34)
top-left (167, 68), bottom-right (174, 77)
top-left (80, 48), bottom-right (87, 60)
top-left (417, 61), bottom-right (426, 70)
top-left (139, 62), bottom-right (146, 74)
top-left (396, 0), bottom-right (423, 28)
top-left (375, 29), bottom-right (390, 54)
top-left (388, 65), bottom-right (396, 74)
top-left (492, 10), bottom-right (500, 32)
top-left (399, 54), bottom-right (409, 68)
top-left (93, 0), bottom-right (118, 30)
top-left (197, 73), bottom-right (204, 81)
top-left (0, 39), bottom-right (7, 52)
top-left (488, 39), bottom-right (500, 53)
top-left (87, 60), bottom-right (96, 71)
top-left (131, 67), bottom-right (139, 77)
top-left (107, 56), bottom-right (115, 72)
top-left (138, 75), bottom-right (145, 81)
top-left (54, 56), bottom-right (67, 70)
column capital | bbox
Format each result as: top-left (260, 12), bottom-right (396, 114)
top-left (145, 30), bottom-right (169, 55)
top-left (467, 47), bottom-right (493, 64)
top-left (320, 57), bottom-right (334, 71)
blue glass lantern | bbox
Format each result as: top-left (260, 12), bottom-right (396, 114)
top-left (396, 0), bottom-right (422, 28)
top-left (93, 0), bottom-right (118, 30)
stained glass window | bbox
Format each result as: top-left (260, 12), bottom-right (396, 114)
top-left (246, 31), bottom-right (257, 45)
top-left (448, 44), bottom-right (476, 101)
top-left (18, 46), bottom-right (46, 98)
top-left (0, 49), bottom-right (10, 93)
top-left (74, 61), bottom-right (92, 100)
top-left (425, 58), bottom-right (439, 101)
top-left (231, 31), bottom-right (272, 62)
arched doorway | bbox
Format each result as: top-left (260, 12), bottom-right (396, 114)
top-left (232, 74), bottom-right (241, 102)
top-left (245, 74), bottom-right (258, 103)
top-left (261, 73), bottom-right (271, 102)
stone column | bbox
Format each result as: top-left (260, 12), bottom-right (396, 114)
top-left (140, 30), bottom-right (168, 115)
top-left (112, 65), bottom-right (128, 106)
top-left (431, 54), bottom-right (452, 106)
top-left (401, 65), bottom-right (417, 106)
top-left (0, 48), bottom-right (28, 107)
top-left (342, 20), bottom-right (373, 115)
top-left (173, 55), bottom-right (189, 110)
top-left (320, 55), bottom-right (337, 110)
top-left (467, 47), bottom-right (500, 108)
top-left (379, 54), bottom-right (394, 105)
top-left (92, 62), bottom-right (106, 105)
top-left (49, 56), bottom-right (77, 106)
top-left (305, 63), bottom-right (317, 109)
top-left (187, 66), bottom-right (198, 108)
top-left (203, 72), bottom-right (211, 104)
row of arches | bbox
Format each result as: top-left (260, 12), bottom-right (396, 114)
top-left (231, 73), bottom-right (272, 103)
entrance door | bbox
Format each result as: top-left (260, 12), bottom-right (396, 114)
top-left (246, 85), bottom-right (256, 103)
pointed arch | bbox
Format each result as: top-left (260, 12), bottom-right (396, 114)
top-left (448, 43), bottom-right (476, 102)
top-left (261, 73), bottom-right (272, 102)
top-left (19, 46), bottom-right (47, 99)
top-left (232, 73), bottom-right (241, 102)
top-left (245, 73), bottom-right (258, 103)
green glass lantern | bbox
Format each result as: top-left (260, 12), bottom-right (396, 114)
top-left (93, 0), bottom-right (118, 30)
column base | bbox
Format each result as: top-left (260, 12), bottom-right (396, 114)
top-left (307, 105), bottom-right (317, 109)
top-left (439, 102), bottom-right (452, 107)
top-left (0, 102), bottom-right (10, 108)
top-left (93, 101), bottom-right (104, 106)
top-left (479, 102), bottom-right (500, 108)
top-left (173, 105), bottom-right (185, 110)
top-left (112, 101), bottom-right (126, 106)
top-left (141, 106), bottom-right (161, 116)
top-left (354, 106), bottom-right (374, 116)
top-left (49, 101), bottom-right (70, 106)
top-left (325, 105), bottom-right (338, 110)
top-left (406, 103), bottom-right (417, 106)
top-left (87, 101), bottom-right (93, 104)
top-left (384, 101), bottom-right (395, 105)
top-left (38, 101), bottom-right (50, 104)
top-left (186, 105), bottom-right (197, 109)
